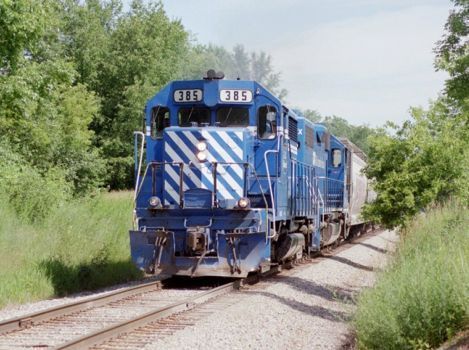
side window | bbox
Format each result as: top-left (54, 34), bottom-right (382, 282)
top-left (258, 105), bottom-right (277, 139)
top-left (151, 106), bottom-right (170, 139)
top-left (316, 132), bottom-right (322, 145)
top-left (332, 149), bottom-right (342, 167)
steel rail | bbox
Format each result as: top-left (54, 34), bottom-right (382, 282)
top-left (0, 279), bottom-right (165, 335)
top-left (55, 280), bottom-right (242, 350)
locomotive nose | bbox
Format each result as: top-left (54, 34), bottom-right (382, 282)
top-left (163, 128), bottom-right (246, 208)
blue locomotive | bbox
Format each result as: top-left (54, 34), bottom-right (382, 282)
top-left (130, 70), bottom-right (373, 277)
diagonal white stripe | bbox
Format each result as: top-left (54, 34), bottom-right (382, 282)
top-left (166, 135), bottom-right (213, 190)
top-left (165, 143), bottom-right (202, 187)
top-left (202, 131), bottom-right (235, 163)
top-left (167, 131), bottom-right (199, 164)
top-left (214, 177), bottom-right (234, 200)
top-left (164, 180), bottom-right (180, 204)
top-left (166, 164), bottom-right (187, 190)
top-left (220, 131), bottom-right (243, 159)
top-left (202, 132), bottom-right (243, 180)
top-left (217, 165), bottom-right (243, 194)
top-left (183, 131), bottom-right (200, 149)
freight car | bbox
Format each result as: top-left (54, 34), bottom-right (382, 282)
top-left (129, 70), bottom-right (374, 277)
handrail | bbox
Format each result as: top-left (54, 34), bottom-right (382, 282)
top-left (264, 134), bottom-right (283, 239)
top-left (133, 160), bottom-right (271, 239)
top-left (316, 176), bottom-right (345, 212)
top-left (133, 131), bottom-right (145, 201)
top-left (134, 161), bottom-right (269, 213)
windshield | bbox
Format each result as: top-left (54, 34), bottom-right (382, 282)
top-left (178, 107), bottom-right (210, 127)
top-left (216, 107), bottom-right (249, 127)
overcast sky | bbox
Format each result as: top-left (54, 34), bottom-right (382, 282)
top-left (155, 0), bottom-right (452, 126)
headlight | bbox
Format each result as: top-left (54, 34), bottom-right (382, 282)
top-left (237, 197), bottom-right (250, 209)
top-left (196, 141), bottom-right (207, 151)
top-left (197, 151), bottom-right (207, 161)
top-left (148, 196), bottom-right (161, 208)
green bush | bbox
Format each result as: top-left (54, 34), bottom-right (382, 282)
top-left (0, 141), bottom-right (72, 222)
top-left (354, 203), bottom-right (469, 349)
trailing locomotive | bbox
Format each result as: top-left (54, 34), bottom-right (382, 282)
top-left (130, 70), bottom-right (373, 277)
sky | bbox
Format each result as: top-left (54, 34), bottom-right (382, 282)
top-left (154, 0), bottom-right (452, 126)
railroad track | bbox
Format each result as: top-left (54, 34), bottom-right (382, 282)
top-left (0, 229), bottom-right (381, 350)
top-left (0, 278), bottom-right (240, 349)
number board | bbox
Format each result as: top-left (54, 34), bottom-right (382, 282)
top-left (220, 89), bottom-right (253, 103)
top-left (174, 89), bottom-right (203, 103)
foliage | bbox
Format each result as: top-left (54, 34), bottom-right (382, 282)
top-left (363, 0), bottom-right (469, 228)
top-left (180, 43), bottom-right (287, 99)
top-left (0, 141), bottom-right (71, 223)
top-left (0, 191), bottom-right (141, 305)
top-left (363, 99), bottom-right (468, 228)
top-left (0, 0), bottom-right (55, 71)
top-left (59, 0), bottom-right (189, 189)
top-left (0, 59), bottom-right (104, 195)
top-left (354, 203), bottom-right (469, 349)
top-left (435, 0), bottom-right (469, 104)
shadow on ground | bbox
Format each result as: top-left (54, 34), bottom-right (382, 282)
top-left (39, 257), bottom-right (142, 296)
top-left (325, 256), bottom-right (375, 272)
top-left (273, 275), bottom-right (357, 304)
top-left (353, 242), bottom-right (389, 254)
top-left (245, 290), bottom-right (351, 322)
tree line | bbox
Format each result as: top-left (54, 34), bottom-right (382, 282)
top-left (0, 0), bottom-right (292, 221)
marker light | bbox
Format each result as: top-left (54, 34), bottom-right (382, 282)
top-left (237, 197), bottom-right (250, 209)
top-left (148, 196), bottom-right (161, 208)
top-left (197, 152), bottom-right (207, 162)
top-left (196, 141), bottom-right (207, 152)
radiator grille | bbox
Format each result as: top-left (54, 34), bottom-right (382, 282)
top-left (305, 126), bottom-right (314, 148)
top-left (288, 117), bottom-right (298, 143)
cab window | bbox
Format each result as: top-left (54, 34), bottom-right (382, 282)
top-left (151, 106), bottom-right (170, 139)
top-left (216, 107), bottom-right (249, 127)
top-left (178, 107), bottom-right (210, 127)
top-left (258, 105), bottom-right (277, 139)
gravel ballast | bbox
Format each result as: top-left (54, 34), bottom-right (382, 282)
top-left (142, 230), bottom-right (398, 350)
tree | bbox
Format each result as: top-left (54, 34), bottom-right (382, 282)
top-left (0, 0), bottom-right (104, 196)
top-left (57, 0), bottom-right (190, 188)
top-left (180, 44), bottom-right (287, 99)
top-left (95, 0), bottom-right (189, 188)
top-left (0, 0), bottom-right (54, 71)
top-left (363, 100), bottom-right (468, 228)
top-left (435, 0), bottom-right (469, 105)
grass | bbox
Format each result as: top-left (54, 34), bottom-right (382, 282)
top-left (0, 191), bottom-right (142, 308)
top-left (354, 202), bottom-right (469, 349)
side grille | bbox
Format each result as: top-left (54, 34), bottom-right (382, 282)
top-left (288, 117), bottom-right (298, 143)
top-left (306, 126), bottom-right (314, 148)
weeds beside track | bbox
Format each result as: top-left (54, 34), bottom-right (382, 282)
top-left (0, 191), bottom-right (142, 308)
top-left (354, 202), bottom-right (468, 349)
